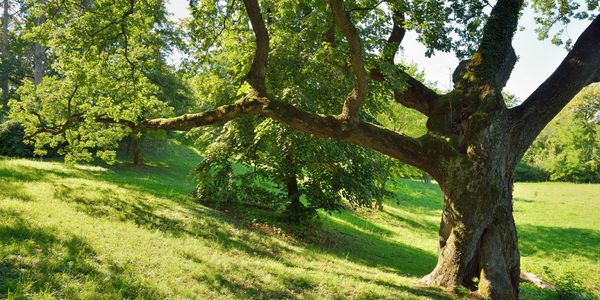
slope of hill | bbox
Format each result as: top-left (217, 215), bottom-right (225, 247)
top-left (0, 140), bottom-right (598, 299)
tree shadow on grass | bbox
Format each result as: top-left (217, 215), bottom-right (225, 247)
top-left (0, 181), bottom-right (35, 201)
top-left (1, 157), bottom-right (447, 298)
top-left (53, 183), bottom-right (293, 260)
top-left (518, 224), bottom-right (600, 261)
top-left (332, 211), bottom-right (396, 237)
top-left (0, 208), bottom-right (163, 299)
top-left (91, 164), bottom-right (196, 202)
top-left (184, 250), bottom-right (451, 300)
top-left (192, 268), bottom-right (300, 299)
top-left (383, 180), bottom-right (443, 222)
top-left (383, 210), bottom-right (439, 234)
top-left (53, 183), bottom-right (193, 236)
top-left (318, 213), bottom-right (437, 277)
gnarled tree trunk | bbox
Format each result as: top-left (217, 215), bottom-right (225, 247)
top-left (424, 167), bottom-right (519, 298)
top-left (422, 113), bottom-right (521, 299)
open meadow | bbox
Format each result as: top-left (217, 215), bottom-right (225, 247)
top-left (1, 141), bottom-right (598, 299)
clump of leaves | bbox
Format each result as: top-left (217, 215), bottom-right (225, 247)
top-left (454, 285), bottom-right (471, 298)
top-left (544, 266), bottom-right (598, 300)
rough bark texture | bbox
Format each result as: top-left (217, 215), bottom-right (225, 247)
top-left (422, 118), bottom-right (520, 299)
top-left (330, 0), bottom-right (369, 121)
top-left (1, 0), bottom-right (9, 108)
top-left (33, 43), bottom-right (44, 85)
top-left (131, 132), bottom-right (143, 166)
top-left (33, 12), bottom-right (46, 87)
top-left (282, 146), bottom-right (305, 223)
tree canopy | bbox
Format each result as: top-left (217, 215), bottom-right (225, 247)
top-left (3, 0), bottom-right (600, 298)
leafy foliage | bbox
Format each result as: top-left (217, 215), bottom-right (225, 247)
top-left (523, 84), bottom-right (600, 183)
top-left (531, 0), bottom-right (600, 48)
top-left (7, 0), bottom-right (189, 163)
top-left (183, 0), bottom-right (438, 220)
top-left (514, 161), bottom-right (549, 182)
top-left (543, 266), bottom-right (599, 300)
top-left (0, 120), bottom-right (33, 157)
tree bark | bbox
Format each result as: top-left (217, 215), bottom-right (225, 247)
top-left (1, 0), bottom-right (9, 109)
top-left (131, 131), bottom-right (143, 166)
top-left (282, 145), bottom-right (304, 223)
top-left (374, 167), bottom-right (388, 211)
top-left (422, 114), bottom-right (521, 299)
top-left (33, 42), bottom-right (45, 86)
top-left (422, 172), bottom-right (431, 184)
top-left (424, 175), bottom-right (519, 299)
top-left (33, 10), bottom-right (46, 87)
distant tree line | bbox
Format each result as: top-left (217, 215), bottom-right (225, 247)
top-left (518, 84), bottom-right (600, 183)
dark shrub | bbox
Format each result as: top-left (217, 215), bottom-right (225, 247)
top-left (0, 120), bottom-right (34, 157)
top-left (515, 161), bottom-right (550, 182)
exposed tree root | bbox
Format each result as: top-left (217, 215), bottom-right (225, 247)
top-left (520, 271), bottom-right (556, 290)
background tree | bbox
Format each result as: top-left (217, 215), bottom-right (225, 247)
top-left (8, 0), bottom-right (192, 164)
top-left (186, 1), bottom-right (397, 222)
top-left (524, 84), bottom-right (600, 183)
top-left (9, 0), bottom-right (600, 298)
top-left (0, 0), bottom-right (33, 116)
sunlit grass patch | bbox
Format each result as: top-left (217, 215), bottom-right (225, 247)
top-left (0, 142), bottom-right (599, 299)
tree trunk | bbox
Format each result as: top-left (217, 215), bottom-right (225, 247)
top-left (373, 193), bottom-right (383, 211)
top-left (33, 43), bottom-right (45, 86)
top-left (374, 168), bottom-right (387, 211)
top-left (422, 128), bottom-right (521, 299)
top-left (422, 171), bottom-right (431, 184)
top-left (131, 131), bottom-right (144, 166)
top-left (282, 145), bottom-right (304, 223)
top-left (1, 0), bottom-right (9, 109)
top-left (33, 12), bottom-right (46, 87)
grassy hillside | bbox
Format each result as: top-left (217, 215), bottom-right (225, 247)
top-left (0, 140), bottom-right (598, 299)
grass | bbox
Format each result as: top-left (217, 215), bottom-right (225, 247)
top-left (0, 140), bottom-right (598, 299)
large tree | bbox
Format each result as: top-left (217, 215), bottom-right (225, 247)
top-left (11, 0), bottom-right (600, 298)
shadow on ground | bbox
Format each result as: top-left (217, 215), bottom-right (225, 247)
top-left (0, 208), bottom-right (163, 299)
top-left (0, 151), bottom-right (453, 299)
top-left (519, 225), bottom-right (600, 261)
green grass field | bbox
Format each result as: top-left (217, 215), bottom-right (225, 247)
top-left (0, 140), bottom-right (598, 299)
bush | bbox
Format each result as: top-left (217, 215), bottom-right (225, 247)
top-left (0, 120), bottom-right (34, 157)
top-left (544, 267), bottom-right (598, 300)
top-left (515, 161), bottom-right (549, 182)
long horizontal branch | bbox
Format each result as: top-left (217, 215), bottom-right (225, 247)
top-left (143, 96), bottom-right (449, 177)
top-left (26, 113), bottom-right (137, 139)
top-left (142, 97), bottom-right (269, 130)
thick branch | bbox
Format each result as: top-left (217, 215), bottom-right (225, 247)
top-left (269, 107), bottom-right (447, 176)
top-left (330, 0), bottom-right (368, 121)
top-left (453, 0), bottom-right (523, 90)
top-left (370, 68), bottom-right (437, 116)
top-left (510, 15), bottom-right (600, 156)
top-left (142, 97), bottom-right (268, 130)
top-left (382, 1), bottom-right (405, 63)
top-left (371, 4), bottom-right (437, 116)
top-left (143, 97), bottom-right (448, 177)
top-left (26, 113), bottom-right (137, 139)
top-left (242, 0), bottom-right (269, 96)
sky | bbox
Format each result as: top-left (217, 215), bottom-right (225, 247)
top-left (166, 0), bottom-right (591, 100)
